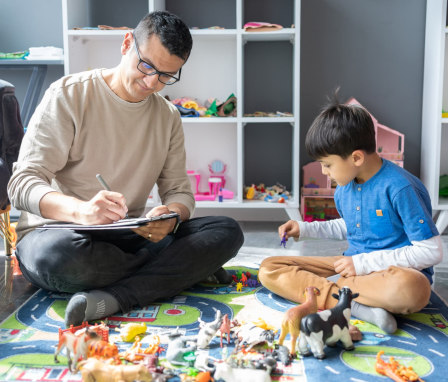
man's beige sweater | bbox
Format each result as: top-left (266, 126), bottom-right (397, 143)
top-left (8, 69), bottom-right (195, 241)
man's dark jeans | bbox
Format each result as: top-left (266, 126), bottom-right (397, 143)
top-left (15, 216), bottom-right (244, 313)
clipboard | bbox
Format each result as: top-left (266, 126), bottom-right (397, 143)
top-left (38, 212), bottom-right (179, 230)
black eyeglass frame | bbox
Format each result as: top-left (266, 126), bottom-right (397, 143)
top-left (132, 33), bottom-right (182, 85)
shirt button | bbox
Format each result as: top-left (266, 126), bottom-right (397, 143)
top-left (358, 187), bottom-right (361, 191)
top-left (419, 219), bottom-right (424, 224)
top-left (356, 206), bottom-right (360, 211)
top-left (356, 223), bottom-right (360, 228)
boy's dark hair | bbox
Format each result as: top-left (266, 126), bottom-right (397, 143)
top-left (305, 93), bottom-right (376, 159)
top-left (134, 11), bottom-right (193, 61)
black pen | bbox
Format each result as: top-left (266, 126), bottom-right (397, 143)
top-left (96, 174), bottom-right (129, 219)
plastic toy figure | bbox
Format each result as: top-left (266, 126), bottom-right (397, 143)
top-left (165, 330), bottom-right (197, 366)
top-left (298, 286), bottom-right (359, 359)
top-left (234, 323), bottom-right (275, 351)
top-left (278, 286), bottom-right (320, 355)
top-left (219, 313), bottom-right (232, 347)
top-left (214, 362), bottom-right (271, 382)
top-left (375, 350), bottom-right (424, 382)
top-left (87, 339), bottom-right (119, 360)
top-left (54, 327), bottom-right (99, 372)
top-left (77, 357), bottom-right (152, 382)
top-left (280, 232), bottom-right (287, 248)
top-left (197, 309), bottom-right (222, 349)
top-left (117, 322), bottom-right (147, 342)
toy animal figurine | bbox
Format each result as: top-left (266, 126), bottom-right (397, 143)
top-left (268, 344), bottom-right (293, 366)
top-left (234, 323), bottom-right (275, 351)
top-left (219, 313), bottom-right (231, 347)
top-left (375, 350), bottom-right (425, 382)
top-left (197, 309), bottom-right (222, 349)
top-left (165, 331), bottom-right (197, 366)
top-left (117, 322), bottom-right (147, 342)
top-left (54, 327), bottom-right (99, 372)
top-left (77, 357), bottom-right (152, 382)
top-left (194, 351), bottom-right (216, 372)
top-left (214, 362), bottom-right (271, 382)
top-left (87, 339), bottom-right (119, 360)
top-left (298, 286), bottom-right (359, 359)
top-left (278, 286), bottom-right (320, 355)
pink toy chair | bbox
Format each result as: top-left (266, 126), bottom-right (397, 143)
top-left (208, 159), bottom-right (226, 189)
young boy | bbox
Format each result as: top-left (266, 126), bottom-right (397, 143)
top-left (258, 99), bottom-right (444, 333)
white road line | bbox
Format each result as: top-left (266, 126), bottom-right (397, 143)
top-left (429, 349), bottom-right (445, 357)
top-left (403, 323), bottom-right (420, 330)
top-left (429, 335), bottom-right (438, 343)
top-left (397, 340), bottom-right (417, 346)
top-left (325, 366), bottom-right (340, 374)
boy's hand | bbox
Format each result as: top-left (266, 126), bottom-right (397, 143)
top-left (279, 220), bottom-right (300, 242)
top-left (334, 257), bottom-right (356, 277)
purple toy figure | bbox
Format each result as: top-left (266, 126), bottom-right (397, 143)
top-left (280, 232), bottom-right (287, 248)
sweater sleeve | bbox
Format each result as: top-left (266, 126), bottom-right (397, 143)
top-left (7, 85), bottom-right (75, 216)
top-left (298, 218), bottom-right (347, 240)
top-left (156, 111), bottom-right (195, 216)
top-left (352, 235), bottom-right (444, 275)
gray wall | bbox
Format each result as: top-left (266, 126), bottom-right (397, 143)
top-left (300, 0), bottom-right (426, 177)
top-left (0, 0), bottom-right (426, 179)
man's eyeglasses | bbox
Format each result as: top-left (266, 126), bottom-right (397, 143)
top-left (133, 33), bottom-right (181, 85)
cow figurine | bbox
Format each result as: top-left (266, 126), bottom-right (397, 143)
top-left (298, 286), bottom-right (359, 359)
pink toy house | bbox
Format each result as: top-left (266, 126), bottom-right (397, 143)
top-left (346, 98), bottom-right (404, 167)
top-left (301, 161), bottom-right (339, 222)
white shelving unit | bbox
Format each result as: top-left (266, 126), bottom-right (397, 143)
top-left (62, 0), bottom-right (301, 221)
top-left (421, 0), bottom-right (448, 233)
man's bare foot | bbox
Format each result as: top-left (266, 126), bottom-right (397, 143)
top-left (349, 324), bottom-right (363, 341)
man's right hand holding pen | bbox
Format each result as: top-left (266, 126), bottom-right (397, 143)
top-left (38, 174), bottom-right (128, 226)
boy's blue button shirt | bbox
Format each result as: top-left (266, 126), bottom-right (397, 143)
top-left (334, 159), bottom-right (438, 282)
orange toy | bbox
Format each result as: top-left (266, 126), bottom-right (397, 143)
top-left (88, 340), bottom-right (119, 360)
top-left (375, 350), bottom-right (425, 382)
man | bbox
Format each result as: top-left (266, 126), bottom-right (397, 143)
top-left (8, 11), bottom-right (244, 327)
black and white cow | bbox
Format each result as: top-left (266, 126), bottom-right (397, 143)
top-left (298, 286), bottom-right (359, 359)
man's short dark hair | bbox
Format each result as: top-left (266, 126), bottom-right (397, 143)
top-left (305, 95), bottom-right (376, 159)
top-left (134, 11), bottom-right (193, 61)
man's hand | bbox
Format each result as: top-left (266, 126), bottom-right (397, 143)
top-left (76, 190), bottom-right (128, 225)
top-left (133, 205), bottom-right (177, 242)
top-left (334, 257), bottom-right (356, 277)
top-left (278, 220), bottom-right (300, 242)
top-left (39, 190), bottom-right (128, 225)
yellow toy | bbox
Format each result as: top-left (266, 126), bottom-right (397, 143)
top-left (252, 317), bottom-right (276, 331)
top-left (117, 322), bottom-right (147, 342)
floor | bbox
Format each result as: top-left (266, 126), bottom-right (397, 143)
top-left (1, 221), bottom-right (447, 323)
